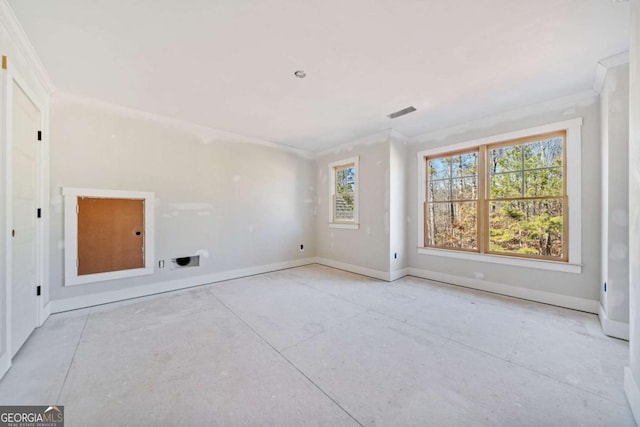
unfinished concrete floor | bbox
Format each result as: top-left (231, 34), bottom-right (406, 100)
top-left (0, 265), bottom-right (634, 426)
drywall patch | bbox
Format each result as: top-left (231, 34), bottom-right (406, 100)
top-left (232, 175), bottom-right (241, 182)
top-left (610, 242), bottom-right (629, 260)
top-left (195, 249), bottom-right (210, 259)
top-left (612, 209), bottom-right (629, 226)
top-left (168, 203), bottom-right (213, 211)
top-left (410, 90), bottom-right (597, 143)
top-left (51, 194), bottom-right (63, 213)
top-left (53, 91), bottom-right (316, 158)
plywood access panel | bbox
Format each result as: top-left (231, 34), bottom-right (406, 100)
top-left (77, 197), bottom-right (145, 275)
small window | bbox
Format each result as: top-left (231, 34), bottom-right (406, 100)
top-left (329, 157), bottom-right (359, 229)
top-left (426, 150), bottom-right (479, 251)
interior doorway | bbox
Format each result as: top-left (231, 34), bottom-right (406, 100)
top-left (10, 80), bottom-right (40, 356)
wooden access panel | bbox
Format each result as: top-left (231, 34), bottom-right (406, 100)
top-left (77, 197), bottom-right (145, 275)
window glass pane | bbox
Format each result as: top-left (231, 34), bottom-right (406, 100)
top-left (426, 202), bottom-right (477, 249)
top-left (490, 171), bottom-right (523, 198)
top-left (428, 158), bottom-right (450, 180)
top-left (489, 199), bottom-right (564, 258)
top-left (489, 145), bottom-right (522, 173)
top-left (451, 177), bottom-right (478, 200)
top-left (336, 166), bottom-right (355, 193)
top-left (334, 193), bottom-right (355, 221)
top-left (524, 137), bottom-right (563, 169)
top-left (428, 179), bottom-right (450, 202)
top-left (452, 152), bottom-right (478, 177)
top-left (525, 167), bottom-right (563, 197)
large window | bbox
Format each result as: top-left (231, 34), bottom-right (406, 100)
top-left (487, 132), bottom-right (565, 259)
top-left (418, 119), bottom-right (582, 272)
top-left (329, 157), bottom-right (359, 229)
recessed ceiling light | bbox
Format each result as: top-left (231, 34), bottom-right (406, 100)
top-left (387, 106), bottom-right (417, 119)
top-left (294, 70), bottom-right (306, 78)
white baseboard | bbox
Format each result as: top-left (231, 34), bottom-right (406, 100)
top-left (39, 302), bottom-right (51, 327)
top-left (315, 257), bottom-right (393, 281)
top-left (390, 268), bottom-right (409, 281)
top-left (625, 367), bottom-right (640, 425)
top-left (406, 267), bottom-right (599, 314)
top-left (598, 304), bottom-right (630, 340)
top-left (50, 258), bottom-right (317, 313)
top-left (0, 351), bottom-right (10, 381)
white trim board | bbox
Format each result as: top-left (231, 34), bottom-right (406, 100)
top-left (598, 304), bottom-right (630, 340)
top-left (406, 267), bottom-right (599, 314)
top-left (314, 257), bottom-right (393, 281)
top-left (593, 51), bottom-right (630, 93)
top-left (0, 351), bottom-right (9, 381)
top-left (625, 367), bottom-right (640, 425)
top-left (0, 0), bottom-right (55, 94)
top-left (312, 260), bottom-right (598, 314)
top-left (389, 268), bottom-right (408, 281)
top-left (50, 257), bottom-right (317, 313)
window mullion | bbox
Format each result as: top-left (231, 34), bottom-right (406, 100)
top-left (479, 145), bottom-right (488, 254)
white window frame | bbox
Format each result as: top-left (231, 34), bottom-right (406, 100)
top-left (63, 187), bottom-right (155, 286)
top-left (329, 156), bottom-right (359, 229)
top-left (417, 118), bottom-right (582, 274)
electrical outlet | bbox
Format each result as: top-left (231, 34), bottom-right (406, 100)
top-left (159, 260), bottom-right (165, 268)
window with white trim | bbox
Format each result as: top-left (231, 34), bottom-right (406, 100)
top-left (418, 119), bottom-right (582, 273)
top-left (329, 157), bottom-right (359, 229)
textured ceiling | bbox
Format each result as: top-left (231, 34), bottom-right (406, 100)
top-left (8, 0), bottom-right (630, 151)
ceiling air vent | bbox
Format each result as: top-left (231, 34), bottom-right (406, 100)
top-left (387, 106), bottom-right (417, 119)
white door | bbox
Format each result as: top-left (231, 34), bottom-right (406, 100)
top-left (11, 81), bottom-right (39, 356)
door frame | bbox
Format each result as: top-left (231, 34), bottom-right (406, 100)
top-left (1, 55), bottom-right (50, 364)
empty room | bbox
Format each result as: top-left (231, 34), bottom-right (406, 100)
top-left (0, 0), bottom-right (639, 425)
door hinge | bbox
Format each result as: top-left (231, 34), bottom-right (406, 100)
top-left (37, 130), bottom-right (42, 141)
top-left (76, 204), bottom-right (79, 214)
top-left (36, 285), bottom-right (41, 296)
top-left (37, 208), bottom-right (41, 218)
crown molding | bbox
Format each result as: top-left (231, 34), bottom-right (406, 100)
top-left (593, 50), bottom-right (630, 94)
top-left (316, 129), bottom-right (394, 157)
top-left (409, 89), bottom-right (598, 144)
top-left (0, 0), bottom-right (55, 94)
top-left (53, 91), bottom-right (316, 159)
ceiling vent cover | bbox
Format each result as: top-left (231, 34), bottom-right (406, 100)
top-left (387, 106), bottom-right (417, 119)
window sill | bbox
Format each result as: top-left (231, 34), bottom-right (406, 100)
top-left (417, 247), bottom-right (582, 274)
top-left (329, 223), bottom-right (359, 230)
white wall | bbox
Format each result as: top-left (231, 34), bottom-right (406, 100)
top-left (626, 0), bottom-right (640, 422)
top-left (389, 134), bottom-right (408, 274)
top-left (315, 132), bottom-right (391, 276)
top-left (406, 93), bottom-right (601, 308)
top-left (600, 62), bottom-right (630, 328)
top-left (48, 94), bottom-right (316, 308)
